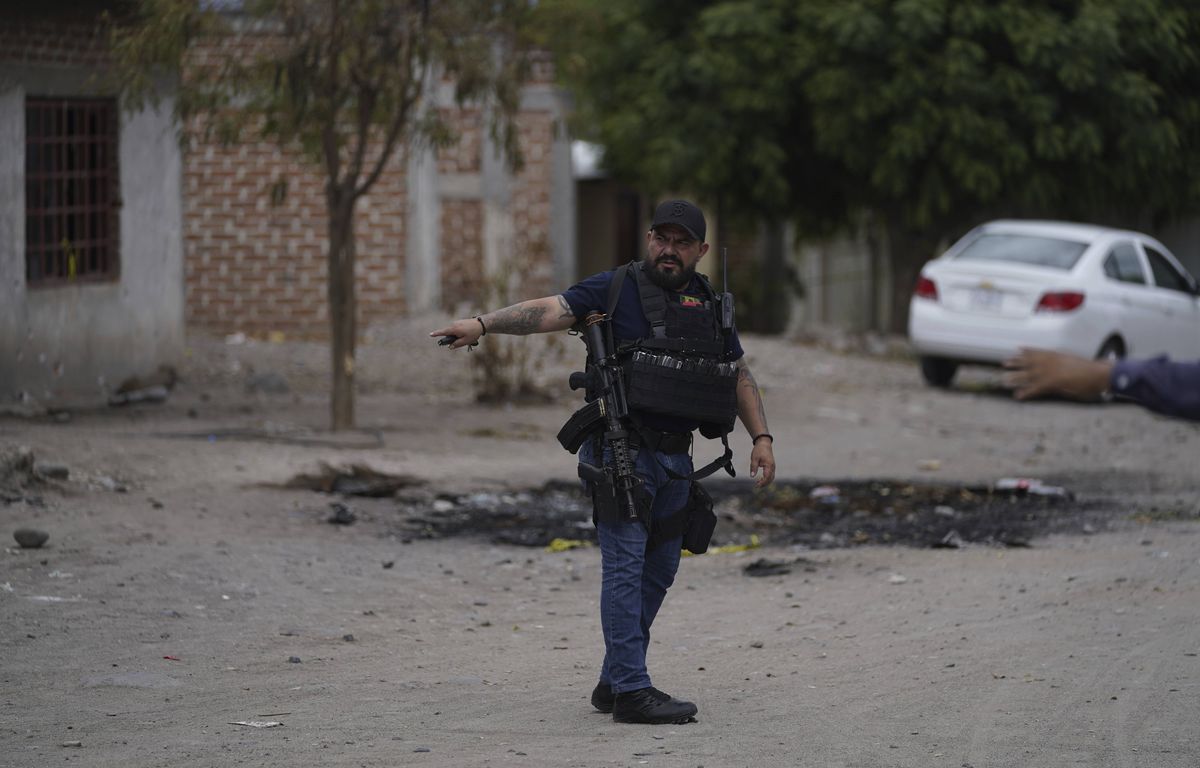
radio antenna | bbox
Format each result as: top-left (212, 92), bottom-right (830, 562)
top-left (722, 247), bottom-right (729, 292)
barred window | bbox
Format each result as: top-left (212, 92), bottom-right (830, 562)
top-left (25, 97), bottom-right (120, 286)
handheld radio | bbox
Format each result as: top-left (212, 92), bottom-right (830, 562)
top-left (720, 247), bottom-right (735, 332)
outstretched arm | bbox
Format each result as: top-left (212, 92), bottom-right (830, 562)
top-left (1109, 357), bottom-right (1200, 421)
top-left (430, 295), bottom-right (577, 349)
top-left (735, 357), bottom-right (776, 488)
top-left (1006, 348), bottom-right (1200, 421)
top-left (1003, 348), bottom-right (1112, 401)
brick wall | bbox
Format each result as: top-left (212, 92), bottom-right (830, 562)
top-left (507, 52), bottom-right (559, 300)
top-left (438, 108), bottom-right (485, 310)
top-left (183, 132), bottom-right (409, 337)
top-left (439, 198), bottom-right (485, 310)
top-left (509, 110), bottom-right (557, 299)
top-left (4, 14), bottom-right (566, 340)
top-left (186, 86), bottom-right (561, 337)
top-left (435, 104), bottom-right (559, 311)
top-left (0, 13), bottom-right (110, 70)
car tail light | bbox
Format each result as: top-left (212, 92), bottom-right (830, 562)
top-left (914, 275), bottom-right (938, 301)
top-left (1036, 291), bottom-right (1085, 312)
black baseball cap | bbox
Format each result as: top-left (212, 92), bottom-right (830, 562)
top-left (651, 199), bottom-right (706, 243)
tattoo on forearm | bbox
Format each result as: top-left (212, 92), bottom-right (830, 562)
top-left (556, 295), bottom-right (575, 320)
top-left (488, 302), bottom-right (547, 335)
top-left (737, 361), bottom-right (769, 430)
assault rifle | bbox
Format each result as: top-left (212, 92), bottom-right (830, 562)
top-left (556, 312), bottom-right (643, 524)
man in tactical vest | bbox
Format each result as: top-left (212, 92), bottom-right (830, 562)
top-left (431, 199), bottom-right (776, 724)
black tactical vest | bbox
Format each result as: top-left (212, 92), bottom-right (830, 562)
top-left (612, 262), bottom-right (738, 436)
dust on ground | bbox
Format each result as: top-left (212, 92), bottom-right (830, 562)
top-left (2, 315), bottom-right (1199, 768)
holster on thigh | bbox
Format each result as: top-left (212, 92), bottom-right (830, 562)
top-left (580, 461), bottom-right (650, 528)
top-left (647, 480), bottom-right (716, 554)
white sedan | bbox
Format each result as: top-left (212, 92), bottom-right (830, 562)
top-left (908, 220), bottom-right (1200, 387)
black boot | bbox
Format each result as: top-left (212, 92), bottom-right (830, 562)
top-left (591, 682), bottom-right (614, 713)
top-left (612, 687), bottom-right (698, 724)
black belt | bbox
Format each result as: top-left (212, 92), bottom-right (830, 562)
top-left (630, 429), bottom-right (692, 455)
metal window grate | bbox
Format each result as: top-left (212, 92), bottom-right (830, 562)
top-left (25, 97), bottom-right (120, 286)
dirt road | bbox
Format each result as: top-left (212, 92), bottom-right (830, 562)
top-left (2, 318), bottom-right (1198, 767)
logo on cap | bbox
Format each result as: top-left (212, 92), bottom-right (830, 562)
top-left (651, 199), bottom-right (706, 242)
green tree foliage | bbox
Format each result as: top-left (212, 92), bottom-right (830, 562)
top-left (110, 0), bottom-right (533, 428)
top-left (544, 0), bottom-right (1200, 331)
top-left (543, 0), bottom-right (847, 229)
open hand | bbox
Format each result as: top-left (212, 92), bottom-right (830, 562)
top-left (1003, 348), bottom-right (1113, 401)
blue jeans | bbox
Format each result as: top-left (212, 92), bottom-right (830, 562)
top-left (581, 441), bottom-right (693, 694)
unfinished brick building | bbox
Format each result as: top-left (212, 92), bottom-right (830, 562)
top-left (184, 54), bottom-right (575, 339)
top-left (1, 5), bottom-right (185, 402)
top-left (2, 3), bottom-right (575, 402)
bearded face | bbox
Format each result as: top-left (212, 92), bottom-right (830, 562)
top-left (646, 252), bottom-right (695, 290)
top-left (645, 226), bottom-right (704, 290)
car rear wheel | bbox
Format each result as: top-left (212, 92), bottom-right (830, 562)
top-left (919, 356), bottom-right (959, 388)
top-left (1096, 337), bottom-right (1125, 362)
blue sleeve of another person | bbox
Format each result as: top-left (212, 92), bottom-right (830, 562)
top-left (1110, 356), bottom-right (1200, 421)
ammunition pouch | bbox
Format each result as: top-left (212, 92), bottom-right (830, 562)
top-left (623, 350), bottom-right (737, 434)
top-left (648, 480), bottom-right (717, 554)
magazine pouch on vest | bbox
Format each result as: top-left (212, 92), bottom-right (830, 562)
top-left (619, 263), bottom-right (738, 434)
top-left (623, 349), bottom-right (736, 430)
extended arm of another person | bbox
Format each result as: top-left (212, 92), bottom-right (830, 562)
top-left (735, 358), bottom-right (776, 488)
top-left (429, 295), bottom-right (578, 349)
top-left (1109, 356), bottom-right (1200, 421)
top-left (1004, 348), bottom-right (1200, 422)
top-left (1003, 348), bottom-right (1113, 402)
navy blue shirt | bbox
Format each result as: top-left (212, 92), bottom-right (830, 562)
top-left (562, 265), bottom-right (744, 433)
top-left (1111, 357), bottom-right (1200, 421)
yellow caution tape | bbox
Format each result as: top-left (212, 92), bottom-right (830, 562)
top-left (682, 534), bottom-right (760, 557)
top-left (545, 538), bottom-right (591, 552)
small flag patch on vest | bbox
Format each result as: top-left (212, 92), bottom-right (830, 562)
top-left (679, 294), bottom-right (703, 307)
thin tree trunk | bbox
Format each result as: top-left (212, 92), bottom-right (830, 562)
top-left (864, 211), bottom-right (883, 333)
top-left (760, 219), bottom-right (787, 333)
top-left (327, 189), bottom-right (357, 431)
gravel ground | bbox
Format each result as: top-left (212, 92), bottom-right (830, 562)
top-left (1, 314), bottom-right (1197, 767)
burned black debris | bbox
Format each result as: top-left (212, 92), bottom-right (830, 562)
top-left (285, 463), bottom-right (423, 497)
top-left (395, 484), bottom-right (594, 547)
top-left (327, 502), bottom-right (357, 525)
top-left (388, 478), bottom-right (1120, 550)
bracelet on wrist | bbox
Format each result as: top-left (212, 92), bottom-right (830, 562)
top-left (753, 433), bottom-right (773, 445)
top-left (475, 316), bottom-right (487, 336)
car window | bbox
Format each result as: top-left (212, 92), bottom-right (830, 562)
top-left (953, 233), bottom-right (1088, 270)
top-left (1144, 247), bottom-right (1193, 294)
top-left (1102, 243), bottom-right (1146, 285)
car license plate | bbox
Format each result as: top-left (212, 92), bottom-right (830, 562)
top-left (969, 287), bottom-right (1002, 312)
